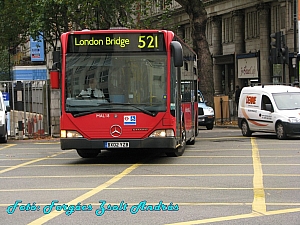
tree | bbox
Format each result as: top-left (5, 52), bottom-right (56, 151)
top-left (171, 0), bottom-right (214, 105)
top-left (0, 48), bottom-right (11, 81)
top-left (0, 1), bottom-right (31, 51)
top-left (0, 0), bottom-right (137, 52)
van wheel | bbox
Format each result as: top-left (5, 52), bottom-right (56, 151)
top-left (276, 122), bottom-right (287, 140)
top-left (76, 149), bottom-right (100, 158)
top-left (241, 120), bottom-right (252, 137)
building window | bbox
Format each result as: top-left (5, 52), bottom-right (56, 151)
top-left (287, 1), bottom-right (293, 30)
top-left (73, 77), bottom-right (79, 85)
top-left (206, 19), bottom-right (213, 46)
top-left (271, 5), bottom-right (286, 32)
top-left (222, 16), bottom-right (233, 43)
top-left (246, 11), bottom-right (259, 39)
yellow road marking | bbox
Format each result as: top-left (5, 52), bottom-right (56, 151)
top-left (1, 186), bottom-right (300, 192)
top-left (1, 155), bottom-right (299, 160)
top-left (251, 137), bottom-right (266, 214)
top-left (0, 144), bottom-right (16, 151)
top-left (27, 162), bottom-right (143, 225)
top-left (0, 163), bottom-right (298, 167)
top-left (1, 174), bottom-right (300, 179)
top-left (0, 152), bottom-right (65, 174)
top-left (165, 208), bottom-right (300, 225)
top-left (165, 136), bottom-right (271, 224)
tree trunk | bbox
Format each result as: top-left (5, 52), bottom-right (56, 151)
top-left (176, 0), bottom-right (214, 106)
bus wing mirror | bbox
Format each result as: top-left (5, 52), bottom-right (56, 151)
top-left (52, 51), bottom-right (61, 70)
top-left (171, 41), bottom-right (183, 67)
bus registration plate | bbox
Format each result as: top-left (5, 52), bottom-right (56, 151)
top-left (105, 142), bottom-right (129, 148)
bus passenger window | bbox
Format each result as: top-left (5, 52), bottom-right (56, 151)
top-left (182, 86), bottom-right (191, 102)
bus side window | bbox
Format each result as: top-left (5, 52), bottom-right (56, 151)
top-left (182, 86), bottom-right (191, 102)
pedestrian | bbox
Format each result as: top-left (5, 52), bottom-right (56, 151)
top-left (235, 85), bottom-right (241, 110)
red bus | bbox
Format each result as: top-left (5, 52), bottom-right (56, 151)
top-left (51, 29), bottom-right (198, 158)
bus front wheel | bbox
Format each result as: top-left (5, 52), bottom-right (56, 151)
top-left (76, 149), bottom-right (100, 158)
top-left (165, 125), bottom-right (186, 157)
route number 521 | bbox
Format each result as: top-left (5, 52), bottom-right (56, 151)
top-left (138, 35), bottom-right (158, 49)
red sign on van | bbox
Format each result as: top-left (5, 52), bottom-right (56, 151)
top-left (246, 96), bottom-right (256, 104)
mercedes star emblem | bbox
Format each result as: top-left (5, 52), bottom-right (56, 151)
top-left (110, 125), bottom-right (122, 137)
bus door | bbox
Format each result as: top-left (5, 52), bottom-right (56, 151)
top-left (181, 81), bottom-right (193, 131)
top-left (176, 67), bottom-right (183, 142)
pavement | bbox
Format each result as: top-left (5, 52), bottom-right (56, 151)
top-left (7, 119), bottom-right (240, 142)
top-left (214, 119), bottom-right (239, 129)
top-left (8, 135), bottom-right (59, 143)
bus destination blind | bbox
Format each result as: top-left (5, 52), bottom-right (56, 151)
top-left (67, 33), bottom-right (166, 53)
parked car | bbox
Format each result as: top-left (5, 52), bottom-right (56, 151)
top-left (198, 90), bottom-right (215, 130)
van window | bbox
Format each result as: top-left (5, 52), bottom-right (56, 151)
top-left (261, 95), bottom-right (273, 111)
top-left (273, 92), bottom-right (300, 110)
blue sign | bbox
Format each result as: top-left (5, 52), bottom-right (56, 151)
top-left (13, 67), bottom-right (47, 80)
top-left (124, 115), bottom-right (136, 125)
top-left (2, 92), bottom-right (9, 101)
top-left (30, 33), bottom-right (45, 62)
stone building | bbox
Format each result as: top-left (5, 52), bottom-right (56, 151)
top-left (149, 0), bottom-right (298, 98)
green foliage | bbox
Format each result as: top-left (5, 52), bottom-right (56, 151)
top-left (0, 0), bottom-right (137, 51)
top-left (0, 48), bottom-right (12, 81)
top-left (0, 1), bottom-right (30, 50)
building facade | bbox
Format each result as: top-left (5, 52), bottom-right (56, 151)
top-left (149, 0), bottom-right (298, 99)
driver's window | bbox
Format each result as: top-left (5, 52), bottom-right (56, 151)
top-left (261, 95), bottom-right (273, 112)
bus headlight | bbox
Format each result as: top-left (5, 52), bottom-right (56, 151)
top-left (149, 129), bottom-right (174, 137)
top-left (61, 130), bottom-right (83, 138)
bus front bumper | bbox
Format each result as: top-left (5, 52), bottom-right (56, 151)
top-left (61, 137), bottom-right (177, 151)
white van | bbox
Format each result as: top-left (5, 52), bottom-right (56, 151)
top-left (0, 91), bottom-right (9, 143)
top-left (238, 85), bottom-right (300, 139)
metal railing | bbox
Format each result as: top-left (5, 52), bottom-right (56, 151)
top-left (0, 80), bottom-right (50, 139)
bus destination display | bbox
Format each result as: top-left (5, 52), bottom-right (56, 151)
top-left (67, 33), bottom-right (166, 53)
